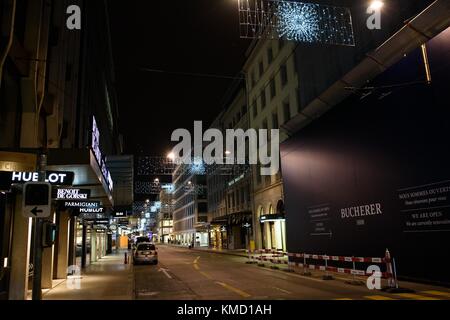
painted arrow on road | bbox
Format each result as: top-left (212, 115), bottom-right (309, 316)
top-left (31, 207), bottom-right (43, 217)
top-left (158, 268), bottom-right (172, 279)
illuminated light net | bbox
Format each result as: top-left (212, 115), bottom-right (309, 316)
top-left (238, 0), bottom-right (355, 46)
top-left (275, 2), bottom-right (320, 42)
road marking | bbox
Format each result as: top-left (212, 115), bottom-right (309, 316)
top-left (137, 291), bottom-right (159, 297)
top-left (273, 287), bottom-right (292, 294)
top-left (275, 270), bottom-right (324, 283)
top-left (194, 256), bottom-right (200, 264)
top-left (394, 293), bottom-right (441, 300)
top-left (158, 268), bottom-right (172, 279)
top-left (193, 263), bottom-right (200, 270)
top-left (421, 290), bottom-right (450, 299)
top-left (365, 295), bottom-right (395, 300)
top-left (216, 281), bottom-right (251, 298)
top-left (200, 271), bottom-right (212, 280)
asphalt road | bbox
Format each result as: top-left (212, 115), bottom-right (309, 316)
top-left (132, 245), bottom-right (450, 300)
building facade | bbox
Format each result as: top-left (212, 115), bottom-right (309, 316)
top-left (172, 162), bottom-right (208, 247)
top-left (207, 85), bottom-right (254, 250)
top-left (157, 188), bottom-right (174, 244)
top-left (242, 39), bottom-right (299, 251)
top-left (0, 0), bottom-right (122, 300)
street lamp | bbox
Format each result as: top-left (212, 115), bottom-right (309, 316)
top-left (167, 152), bottom-right (175, 161)
top-left (369, 0), bottom-right (383, 10)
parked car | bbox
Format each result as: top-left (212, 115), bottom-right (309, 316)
top-left (132, 236), bottom-right (151, 252)
top-left (133, 243), bottom-right (158, 265)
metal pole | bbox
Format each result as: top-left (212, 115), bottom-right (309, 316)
top-left (392, 258), bottom-right (399, 289)
top-left (32, 150), bottom-right (47, 300)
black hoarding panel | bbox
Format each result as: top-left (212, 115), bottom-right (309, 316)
top-left (281, 31), bottom-right (450, 284)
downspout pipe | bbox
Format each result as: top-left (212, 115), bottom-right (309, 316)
top-left (0, 0), bottom-right (16, 89)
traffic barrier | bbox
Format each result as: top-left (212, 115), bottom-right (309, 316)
top-left (245, 248), bottom-right (398, 288)
top-left (246, 249), bottom-right (289, 266)
top-left (287, 249), bottom-right (394, 284)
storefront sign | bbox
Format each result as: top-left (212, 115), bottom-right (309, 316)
top-left (260, 213), bottom-right (285, 223)
top-left (53, 188), bottom-right (91, 200)
top-left (63, 201), bottom-right (101, 209)
top-left (92, 117), bottom-right (114, 192)
top-left (0, 152), bottom-right (36, 172)
top-left (79, 207), bottom-right (104, 214)
top-left (0, 171), bottom-right (74, 190)
top-left (113, 211), bottom-right (126, 217)
top-left (228, 173), bottom-right (245, 187)
top-left (84, 218), bottom-right (109, 225)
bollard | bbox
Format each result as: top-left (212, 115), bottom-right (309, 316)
top-left (124, 252), bottom-right (128, 264)
top-left (303, 254), bottom-right (311, 276)
top-left (385, 249), bottom-right (395, 288)
top-left (322, 255), bottom-right (333, 280)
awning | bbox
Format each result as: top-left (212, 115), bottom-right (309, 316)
top-left (212, 211), bottom-right (252, 226)
top-left (47, 149), bottom-right (114, 207)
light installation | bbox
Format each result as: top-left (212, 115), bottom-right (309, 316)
top-left (275, 1), bottom-right (320, 43)
top-left (238, 0), bottom-right (355, 46)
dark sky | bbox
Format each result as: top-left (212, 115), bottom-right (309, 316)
top-left (108, 0), bottom-right (251, 157)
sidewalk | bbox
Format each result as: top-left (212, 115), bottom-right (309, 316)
top-left (42, 250), bottom-right (133, 300)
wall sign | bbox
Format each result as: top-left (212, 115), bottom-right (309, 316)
top-left (0, 171), bottom-right (74, 190)
top-left (260, 213), bottom-right (285, 223)
top-left (113, 211), bottom-right (126, 217)
top-left (62, 201), bottom-right (101, 209)
top-left (79, 207), bottom-right (104, 214)
top-left (53, 188), bottom-right (91, 200)
top-left (92, 116), bottom-right (114, 192)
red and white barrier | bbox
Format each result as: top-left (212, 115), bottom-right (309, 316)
top-left (247, 248), bottom-right (396, 286)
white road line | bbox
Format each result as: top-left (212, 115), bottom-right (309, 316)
top-left (273, 287), bottom-right (292, 294)
top-left (158, 268), bottom-right (172, 279)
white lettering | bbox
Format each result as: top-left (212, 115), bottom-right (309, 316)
top-left (66, 5), bottom-right (81, 30)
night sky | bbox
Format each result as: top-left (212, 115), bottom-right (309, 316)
top-left (108, 0), bottom-right (251, 157)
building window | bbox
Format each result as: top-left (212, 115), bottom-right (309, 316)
top-left (280, 64), bottom-right (288, 87)
top-left (283, 101), bottom-right (291, 123)
top-left (262, 118), bottom-right (268, 130)
top-left (272, 112), bottom-right (279, 129)
top-left (270, 78), bottom-right (276, 99)
top-left (261, 89), bottom-right (266, 109)
top-left (268, 47), bottom-right (273, 64)
top-left (259, 61), bottom-right (264, 77)
top-left (256, 165), bottom-right (262, 185)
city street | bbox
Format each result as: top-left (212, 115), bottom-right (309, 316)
top-left (134, 246), bottom-right (449, 301)
top-left (1, 0), bottom-right (450, 308)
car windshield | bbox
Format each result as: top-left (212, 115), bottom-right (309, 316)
top-left (137, 244), bottom-right (155, 251)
